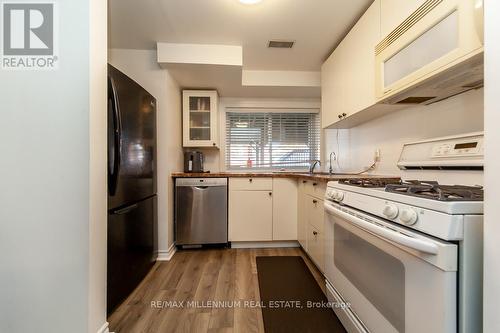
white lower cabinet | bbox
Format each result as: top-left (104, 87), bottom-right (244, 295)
top-left (307, 196), bottom-right (324, 231)
top-left (297, 183), bottom-right (308, 248)
top-left (306, 181), bottom-right (327, 199)
top-left (229, 190), bottom-right (273, 241)
top-left (298, 179), bottom-right (326, 272)
top-left (272, 178), bottom-right (298, 240)
top-left (228, 178), bottom-right (297, 242)
top-left (228, 177), bottom-right (324, 271)
top-left (307, 223), bottom-right (324, 270)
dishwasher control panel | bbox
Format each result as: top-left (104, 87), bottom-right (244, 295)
top-left (175, 177), bottom-right (228, 187)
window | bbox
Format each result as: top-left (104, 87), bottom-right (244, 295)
top-left (225, 111), bottom-right (320, 170)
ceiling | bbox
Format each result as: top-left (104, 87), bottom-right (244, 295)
top-left (108, 0), bottom-right (373, 72)
top-left (163, 63), bottom-right (322, 98)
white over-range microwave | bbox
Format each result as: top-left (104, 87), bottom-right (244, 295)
top-left (375, 0), bottom-right (484, 105)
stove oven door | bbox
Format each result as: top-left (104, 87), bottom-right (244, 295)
top-left (324, 201), bottom-right (458, 333)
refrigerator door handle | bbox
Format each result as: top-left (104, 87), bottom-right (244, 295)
top-left (108, 76), bottom-right (122, 195)
top-left (112, 203), bottom-right (139, 215)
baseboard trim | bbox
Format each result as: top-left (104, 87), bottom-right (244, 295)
top-left (157, 243), bottom-right (176, 261)
top-left (230, 241), bottom-right (300, 249)
top-left (97, 322), bottom-right (110, 333)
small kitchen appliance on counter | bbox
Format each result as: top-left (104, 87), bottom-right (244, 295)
top-left (184, 151), bottom-right (204, 173)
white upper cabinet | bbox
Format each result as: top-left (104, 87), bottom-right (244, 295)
top-left (380, 0), bottom-right (427, 37)
top-left (321, 40), bottom-right (347, 128)
top-left (182, 90), bottom-right (219, 148)
top-left (321, 0), bottom-right (381, 128)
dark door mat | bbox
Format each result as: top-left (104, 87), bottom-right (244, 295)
top-left (256, 256), bottom-right (346, 333)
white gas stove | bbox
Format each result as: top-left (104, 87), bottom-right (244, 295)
top-left (323, 133), bottom-right (484, 333)
top-left (326, 179), bottom-right (483, 241)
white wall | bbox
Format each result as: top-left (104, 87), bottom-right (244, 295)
top-left (0, 1), bottom-right (107, 332)
top-left (325, 88), bottom-right (484, 185)
top-left (108, 49), bottom-right (183, 252)
top-left (88, 0), bottom-right (108, 332)
top-left (483, 0), bottom-right (500, 331)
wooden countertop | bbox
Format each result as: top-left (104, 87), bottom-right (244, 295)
top-left (171, 171), bottom-right (400, 183)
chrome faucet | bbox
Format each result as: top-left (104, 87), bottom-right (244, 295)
top-left (329, 152), bottom-right (337, 174)
top-left (309, 160), bottom-right (321, 174)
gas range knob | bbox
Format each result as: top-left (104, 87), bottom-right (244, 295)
top-left (382, 204), bottom-right (399, 219)
top-left (326, 189), bottom-right (336, 200)
top-left (335, 191), bottom-right (344, 201)
top-left (399, 208), bottom-right (418, 225)
top-left (330, 190), bottom-right (339, 200)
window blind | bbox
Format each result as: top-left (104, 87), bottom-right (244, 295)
top-left (225, 112), bottom-right (320, 170)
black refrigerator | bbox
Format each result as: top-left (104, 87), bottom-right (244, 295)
top-left (107, 64), bottom-right (157, 314)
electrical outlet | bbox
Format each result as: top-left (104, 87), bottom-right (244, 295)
top-left (374, 149), bottom-right (381, 162)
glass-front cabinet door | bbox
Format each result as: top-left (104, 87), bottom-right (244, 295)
top-left (182, 90), bottom-right (219, 148)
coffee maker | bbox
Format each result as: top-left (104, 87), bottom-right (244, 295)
top-left (184, 151), bottom-right (204, 173)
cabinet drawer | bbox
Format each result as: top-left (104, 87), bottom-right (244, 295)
top-left (298, 178), bottom-right (308, 194)
top-left (307, 196), bottom-right (324, 232)
top-left (310, 181), bottom-right (327, 199)
top-left (307, 223), bottom-right (324, 272)
top-left (230, 177), bottom-right (273, 191)
top-left (300, 179), bottom-right (327, 199)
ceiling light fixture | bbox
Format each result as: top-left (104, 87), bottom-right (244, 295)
top-left (239, 0), bottom-right (263, 5)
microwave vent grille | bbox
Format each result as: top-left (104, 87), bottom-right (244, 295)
top-left (375, 0), bottom-right (443, 55)
top-left (396, 96), bottom-right (436, 104)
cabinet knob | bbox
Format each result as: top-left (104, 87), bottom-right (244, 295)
top-left (338, 114), bottom-right (342, 119)
top-left (269, 192), bottom-right (272, 196)
top-left (313, 182), bottom-right (318, 186)
top-left (249, 178), bottom-right (253, 182)
top-left (212, 142), bottom-right (216, 146)
top-left (302, 180), bottom-right (307, 184)
top-left (313, 199), bottom-right (318, 204)
top-left (313, 231), bottom-right (318, 236)
top-left (342, 113), bottom-right (347, 117)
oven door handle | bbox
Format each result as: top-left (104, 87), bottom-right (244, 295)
top-left (324, 202), bottom-right (439, 255)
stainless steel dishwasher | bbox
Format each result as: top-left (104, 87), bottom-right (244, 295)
top-left (175, 178), bottom-right (228, 247)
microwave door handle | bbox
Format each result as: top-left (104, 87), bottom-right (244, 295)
top-left (324, 202), bottom-right (439, 255)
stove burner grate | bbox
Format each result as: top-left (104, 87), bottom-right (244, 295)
top-left (338, 178), bottom-right (401, 188)
top-left (385, 180), bottom-right (483, 201)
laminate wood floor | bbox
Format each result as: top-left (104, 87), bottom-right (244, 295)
top-left (108, 247), bottom-right (325, 333)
